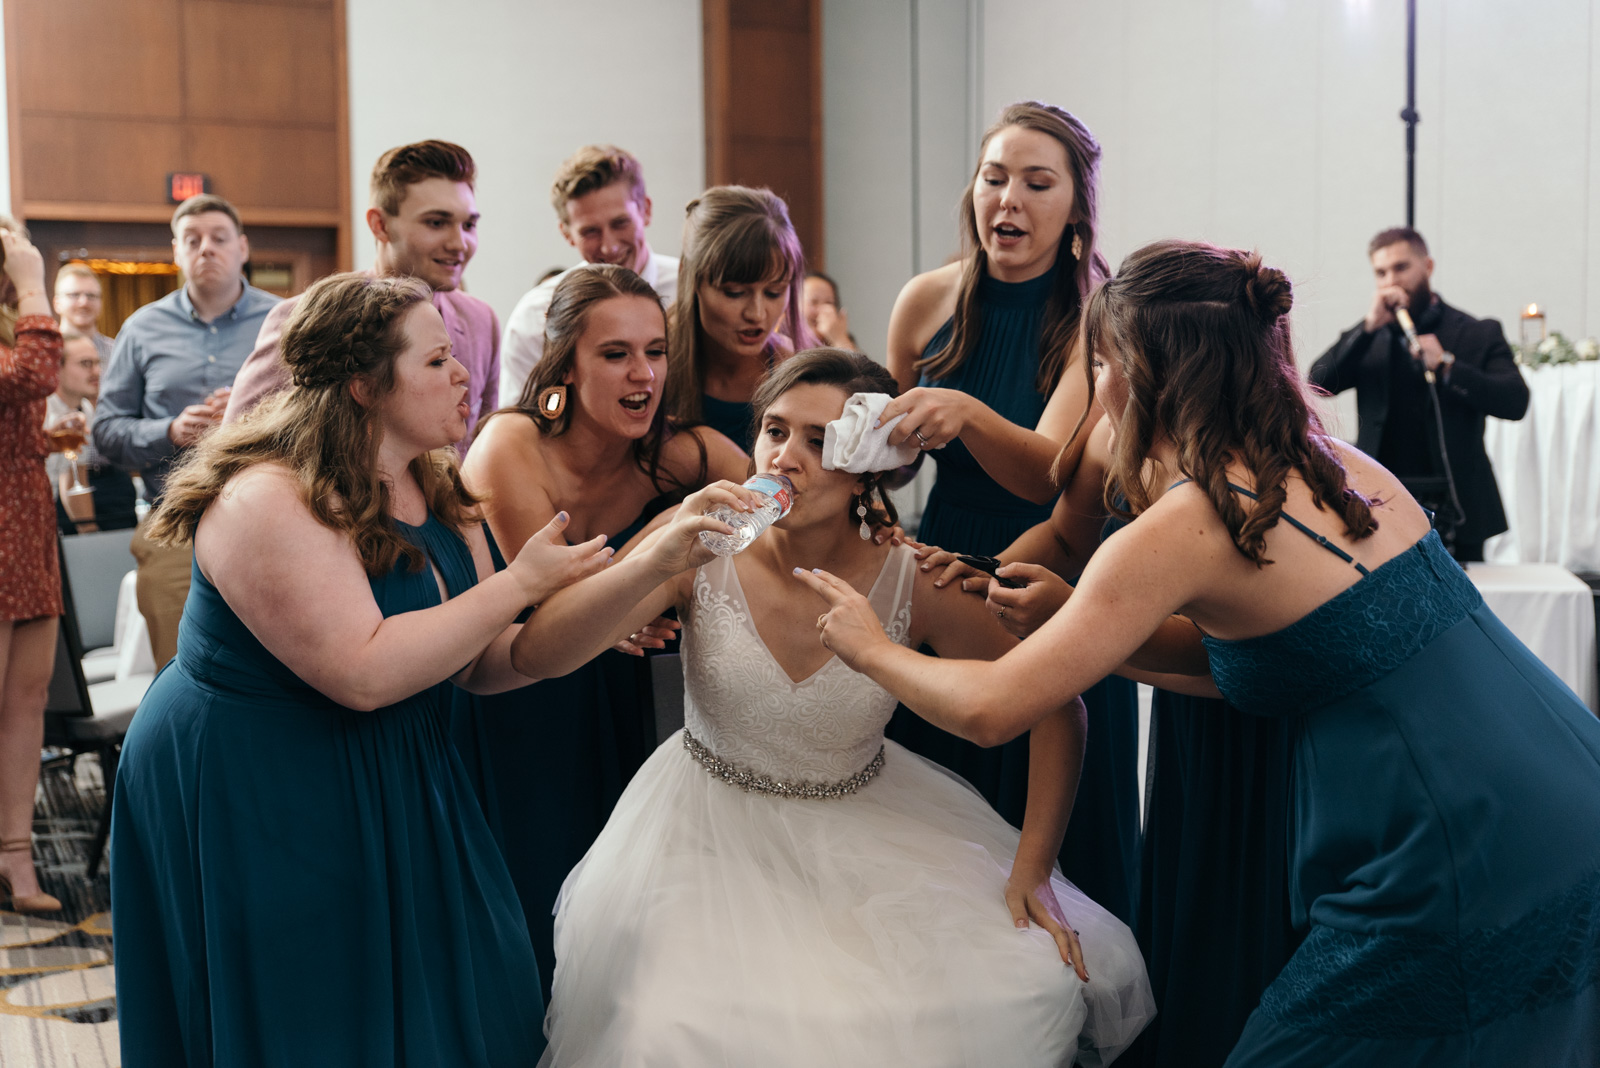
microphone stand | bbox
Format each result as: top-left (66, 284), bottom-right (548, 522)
top-left (1395, 307), bottom-right (1465, 552)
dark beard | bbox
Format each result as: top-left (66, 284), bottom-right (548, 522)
top-left (1406, 279), bottom-right (1435, 319)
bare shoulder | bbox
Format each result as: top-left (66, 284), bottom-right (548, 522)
top-left (462, 411), bottom-right (544, 483)
top-left (665, 424), bottom-right (748, 485)
top-left (892, 263), bottom-right (962, 327)
top-left (907, 550), bottom-right (1015, 657)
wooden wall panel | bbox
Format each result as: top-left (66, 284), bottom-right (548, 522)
top-left (20, 116), bottom-right (184, 205)
top-left (183, 1), bottom-right (339, 125)
top-left (703, 0), bottom-right (824, 267)
top-left (10, 0), bottom-right (183, 118)
top-left (185, 124), bottom-right (340, 210)
top-left (4, 0), bottom-right (350, 268)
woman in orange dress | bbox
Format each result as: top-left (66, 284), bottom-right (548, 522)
top-left (0, 220), bottom-right (66, 913)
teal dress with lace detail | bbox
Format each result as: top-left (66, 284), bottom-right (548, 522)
top-left (112, 514), bottom-right (545, 1067)
top-left (1204, 487), bottom-right (1600, 1066)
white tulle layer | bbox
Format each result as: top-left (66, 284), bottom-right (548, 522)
top-left (540, 733), bottom-right (1154, 1067)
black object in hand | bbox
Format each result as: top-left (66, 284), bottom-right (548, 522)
top-left (955, 554), bottom-right (1027, 589)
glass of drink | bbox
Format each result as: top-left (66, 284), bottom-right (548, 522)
top-left (48, 422), bottom-right (93, 497)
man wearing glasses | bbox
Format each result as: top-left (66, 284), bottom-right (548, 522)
top-left (53, 263), bottom-right (115, 362)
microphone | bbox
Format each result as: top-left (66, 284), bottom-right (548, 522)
top-left (1394, 307), bottom-right (1436, 384)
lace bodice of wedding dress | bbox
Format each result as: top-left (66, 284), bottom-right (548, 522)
top-left (680, 545), bottom-right (916, 784)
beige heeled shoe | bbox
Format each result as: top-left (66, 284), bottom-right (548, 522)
top-left (0, 837), bottom-right (62, 914)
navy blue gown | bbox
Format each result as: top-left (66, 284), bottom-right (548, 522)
top-left (112, 515), bottom-right (544, 1067)
top-left (886, 268), bottom-right (1142, 924)
top-left (452, 503), bottom-right (668, 1003)
top-left (1209, 495), bottom-right (1600, 1066)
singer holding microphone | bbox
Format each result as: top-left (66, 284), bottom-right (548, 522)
top-left (1310, 227), bottom-right (1528, 561)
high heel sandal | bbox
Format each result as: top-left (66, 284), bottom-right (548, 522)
top-left (0, 837), bottom-right (62, 914)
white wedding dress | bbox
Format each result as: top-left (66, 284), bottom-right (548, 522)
top-left (540, 545), bottom-right (1154, 1066)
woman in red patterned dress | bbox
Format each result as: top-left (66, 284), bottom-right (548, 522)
top-left (0, 220), bottom-right (66, 913)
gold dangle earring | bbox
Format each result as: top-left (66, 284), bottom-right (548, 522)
top-left (1071, 230), bottom-right (1084, 260)
top-left (536, 385), bottom-right (567, 419)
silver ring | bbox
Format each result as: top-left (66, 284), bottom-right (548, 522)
top-left (914, 429), bottom-right (930, 448)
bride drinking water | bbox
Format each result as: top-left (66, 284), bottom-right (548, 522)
top-left (512, 348), bottom-right (1152, 1067)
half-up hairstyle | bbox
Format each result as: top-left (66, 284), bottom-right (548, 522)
top-left (147, 272), bottom-right (482, 576)
top-left (918, 101), bottom-right (1109, 395)
top-left (496, 263), bottom-right (702, 494)
top-left (1083, 240), bottom-right (1378, 566)
top-left (748, 348), bottom-right (901, 531)
top-left (667, 186), bottom-right (816, 427)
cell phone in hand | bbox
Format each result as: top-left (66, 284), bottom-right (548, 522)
top-left (954, 554), bottom-right (1027, 589)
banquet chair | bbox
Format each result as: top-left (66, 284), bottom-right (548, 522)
top-left (58, 528), bottom-right (137, 683)
top-left (651, 653), bottom-right (685, 742)
top-left (45, 539), bottom-right (155, 879)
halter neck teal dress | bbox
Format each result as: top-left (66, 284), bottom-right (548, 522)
top-left (885, 267), bottom-right (1142, 924)
top-left (112, 515), bottom-right (545, 1067)
top-left (1206, 494), bottom-right (1600, 1066)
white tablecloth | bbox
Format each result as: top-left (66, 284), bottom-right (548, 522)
top-left (1466, 562), bottom-right (1597, 712)
top-left (1484, 362), bottom-right (1600, 573)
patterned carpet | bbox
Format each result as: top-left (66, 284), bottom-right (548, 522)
top-left (0, 752), bottom-right (118, 1068)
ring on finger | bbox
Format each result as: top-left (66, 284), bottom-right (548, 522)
top-left (997, 606), bottom-right (1006, 620)
top-left (914, 429), bottom-right (930, 448)
top-left (816, 613), bottom-right (828, 629)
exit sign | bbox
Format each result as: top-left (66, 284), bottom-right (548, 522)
top-left (167, 172), bottom-right (212, 203)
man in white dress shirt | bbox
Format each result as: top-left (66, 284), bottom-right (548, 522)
top-left (499, 145), bottom-right (678, 403)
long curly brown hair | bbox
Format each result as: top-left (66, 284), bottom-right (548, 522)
top-left (147, 272), bottom-right (481, 576)
top-left (918, 101), bottom-right (1109, 396)
top-left (1083, 240), bottom-right (1378, 565)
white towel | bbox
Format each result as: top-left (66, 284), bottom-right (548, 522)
top-left (822, 393), bottom-right (922, 473)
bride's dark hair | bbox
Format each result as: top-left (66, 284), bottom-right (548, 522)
top-left (1082, 240), bottom-right (1378, 566)
top-left (749, 348), bottom-right (901, 531)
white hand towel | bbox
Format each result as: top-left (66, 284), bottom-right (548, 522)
top-left (822, 392), bottom-right (922, 473)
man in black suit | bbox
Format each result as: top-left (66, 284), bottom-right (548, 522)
top-left (1310, 227), bottom-right (1529, 561)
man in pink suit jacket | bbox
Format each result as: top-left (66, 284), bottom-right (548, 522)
top-left (225, 140), bottom-right (498, 453)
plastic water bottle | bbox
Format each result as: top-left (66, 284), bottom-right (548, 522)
top-left (698, 473), bottom-right (795, 557)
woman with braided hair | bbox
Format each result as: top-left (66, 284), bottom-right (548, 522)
top-left (801, 240), bottom-right (1600, 1066)
top-left (111, 273), bottom-right (613, 1066)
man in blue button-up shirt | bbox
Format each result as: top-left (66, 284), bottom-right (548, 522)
top-left (93, 194), bottom-right (280, 667)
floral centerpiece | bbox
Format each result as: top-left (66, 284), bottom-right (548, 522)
top-left (1513, 331), bottom-right (1600, 367)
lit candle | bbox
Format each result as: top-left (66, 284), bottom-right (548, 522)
top-left (1521, 303), bottom-right (1546, 349)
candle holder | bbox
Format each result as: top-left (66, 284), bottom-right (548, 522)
top-left (1520, 303), bottom-right (1546, 350)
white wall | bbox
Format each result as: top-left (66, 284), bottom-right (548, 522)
top-left (346, 0), bottom-right (705, 325)
top-left (825, 0), bottom-right (1600, 416)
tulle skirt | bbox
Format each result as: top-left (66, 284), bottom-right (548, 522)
top-left (541, 733), bottom-right (1154, 1067)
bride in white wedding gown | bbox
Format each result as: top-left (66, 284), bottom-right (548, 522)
top-left (512, 350), bottom-right (1153, 1066)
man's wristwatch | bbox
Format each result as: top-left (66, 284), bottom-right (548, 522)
top-left (1439, 351), bottom-right (1456, 371)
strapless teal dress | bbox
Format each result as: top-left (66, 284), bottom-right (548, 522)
top-left (1211, 522), bottom-right (1600, 1066)
top-left (111, 515), bottom-right (544, 1067)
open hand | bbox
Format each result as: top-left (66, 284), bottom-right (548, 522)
top-left (507, 511), bottom-right (614, 604)
top-left (1004, 870), bottom-right (1089, 980)
top-left (984, 563), bottom-right (1071, 639)
top-left (615, 615), bottom-right (681, 656)
top-left (791, 567), bottom-right (890, 671)
top-left (875, 386), bottom-right (972, 452)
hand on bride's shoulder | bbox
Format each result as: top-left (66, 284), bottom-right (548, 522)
top-left (506, 511), bottom-right (614, 604)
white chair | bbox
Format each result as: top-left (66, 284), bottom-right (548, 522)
top-left (47, 538), bottom-right (154, 878)
top-left (58, 529), bottom-right (143, 683)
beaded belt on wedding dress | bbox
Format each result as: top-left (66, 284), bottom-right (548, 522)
top-left (681, 729), bottom-right (885, 799)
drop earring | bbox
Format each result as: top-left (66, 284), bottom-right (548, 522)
top-left (1071, 231), bottom-right (1084, 260)
top-left (535, 384), bottom-right (567, 419)
top-left (856, 496), bottom-right (871, 541)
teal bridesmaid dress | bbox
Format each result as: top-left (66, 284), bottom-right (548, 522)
top-left (1208, 490), bottom-right (1600, 1066)
top-left (112, 515), bottom-right (544, 1067)
top-left (885, 268), bottom-right (1142, 924)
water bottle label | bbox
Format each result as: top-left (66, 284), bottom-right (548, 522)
top-left (745, 473), bottom-right (793, 513)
